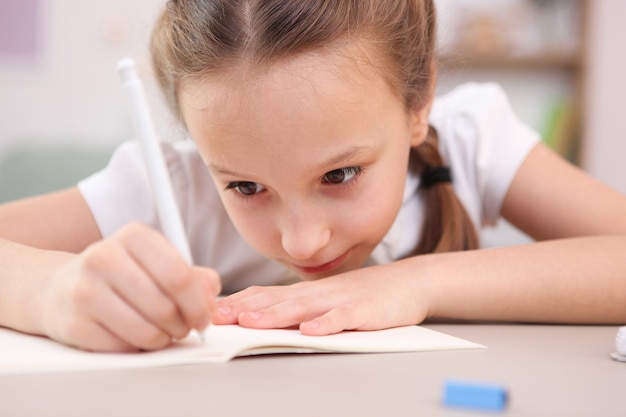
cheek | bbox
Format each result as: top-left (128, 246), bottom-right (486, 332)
top-left (221, 202), bottom-right (278, 255)
top-left (337, 181), bottom-right (404, 244)
top-left (361, 165), bottom-right (408, 237)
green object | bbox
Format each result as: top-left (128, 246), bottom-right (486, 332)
top-left (0, 146), bottom-right (112, 203)
top-left (541, 98), bottom-right (580, 163)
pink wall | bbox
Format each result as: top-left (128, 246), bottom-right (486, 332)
top-left (0, 0), bottom-right (39, 57)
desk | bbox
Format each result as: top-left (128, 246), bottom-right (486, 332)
top-left (0, 324), bottom-right (623, 416)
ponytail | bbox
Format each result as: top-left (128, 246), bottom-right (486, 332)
top-left (410, 127), bottom-right (479, 255)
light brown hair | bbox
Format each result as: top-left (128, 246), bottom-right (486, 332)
top-left (150, 0), bottom-right (479, 255)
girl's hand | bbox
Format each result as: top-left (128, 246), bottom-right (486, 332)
top-left (38, 223), bottom-right (221, 352)
top-left (213, 263), bottom-right (429, 335)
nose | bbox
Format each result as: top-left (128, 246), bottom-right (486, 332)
top-left (280, 203), bottom-right (331, 261)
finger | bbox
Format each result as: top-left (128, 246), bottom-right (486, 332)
top-left (194, 266), bottom-right (221, 323)
top-left (236, 295), bottom-right (332, 329)
top-left (116, 224), bottom-right (212, 332)
top-left (217, 285), bottom-right (269, 304)
top-left (299, 305), bottom-right (365, 336)
top-left (90, 241), bottom-right (190, 340)
top-left (212, 304), bottom-right (238, 325)
top-left (214, 286), bottom-right (291, 324)
top-left (57, 317), bottom-right (139, 353)
top-left (195, 266), bottom-right (221, 303)
top-left (82, 281), bottom-right (173, 351)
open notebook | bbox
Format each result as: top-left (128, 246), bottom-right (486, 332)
top-left (0, 324), bottom-right (484, 375)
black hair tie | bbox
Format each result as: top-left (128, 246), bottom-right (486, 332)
top-left (421, 166), bottom-right (452, 188)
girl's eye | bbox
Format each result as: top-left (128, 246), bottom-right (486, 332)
top-left (225, 181), bottom-right (266, 196)
top-left (323, 167), bottom-right (363, 184)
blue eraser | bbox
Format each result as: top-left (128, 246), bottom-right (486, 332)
top-left (443, 380), bottom-right (508, 411)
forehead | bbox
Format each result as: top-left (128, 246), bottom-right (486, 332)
top-left (178, 44), bottom-right (400, 131)
top-left (178, 46), bottom-right (409, 179)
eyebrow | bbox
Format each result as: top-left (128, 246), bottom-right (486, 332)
top-left (207, 164), bottom-right (244, 177)
top-left (208, 145), bottom-right (372, 177)
top-left (324, 146), bottom-right (371, 168)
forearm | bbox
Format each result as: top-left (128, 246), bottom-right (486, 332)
top-left (208, 235), bottom-right (626, 334)
top-left (406, 235), bottom-right (626, 324)
top-left (0, 238), bottom-right (74, 334)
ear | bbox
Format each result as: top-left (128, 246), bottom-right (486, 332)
top-left (408, 93), bottom-right (434, 147)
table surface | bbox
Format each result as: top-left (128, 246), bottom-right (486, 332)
top-left (1, 324), bottom-right (624, 417)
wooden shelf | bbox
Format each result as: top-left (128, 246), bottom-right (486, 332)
top-left (438, 52), bottom-right (582, 71)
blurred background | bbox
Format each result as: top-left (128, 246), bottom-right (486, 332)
top-left (0, 0), bottom-right (625, 245)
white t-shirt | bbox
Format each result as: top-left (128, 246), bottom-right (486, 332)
top-left (78, 83), bottom-right (539, 293)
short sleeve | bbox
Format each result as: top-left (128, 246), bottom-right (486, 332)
top-left (430, 83), bottom-right (540, 227)
top-left (78, 140), bottom-right (159, 237)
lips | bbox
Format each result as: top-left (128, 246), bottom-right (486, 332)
top-left (293, 250), bottom-right (350, 274)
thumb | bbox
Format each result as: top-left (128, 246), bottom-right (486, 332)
top-left (194, 266), bottom-right (222, 303)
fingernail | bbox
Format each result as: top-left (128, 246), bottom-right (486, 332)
top-left (218, 306), bottom-right (232, 316)
top-left (247, 311), bottom-right (262, 320)
top-left (306, 320), bottom-right (320, 329)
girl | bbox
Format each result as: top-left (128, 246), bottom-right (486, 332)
top-left (1, 0), bottom-right (626, 352)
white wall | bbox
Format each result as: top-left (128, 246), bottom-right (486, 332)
top-left (581, 0), bottom-right (626, 194)
top-left (2, 0), bottom-right (625, 196)
top-left (0, 0), bottom-right (174, 156)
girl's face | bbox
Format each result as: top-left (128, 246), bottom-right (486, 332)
top-left (181, 49), bottom-right (430, 280)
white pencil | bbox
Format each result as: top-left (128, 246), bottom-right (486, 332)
top-left (117, 58), bottom-right (204, 342)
